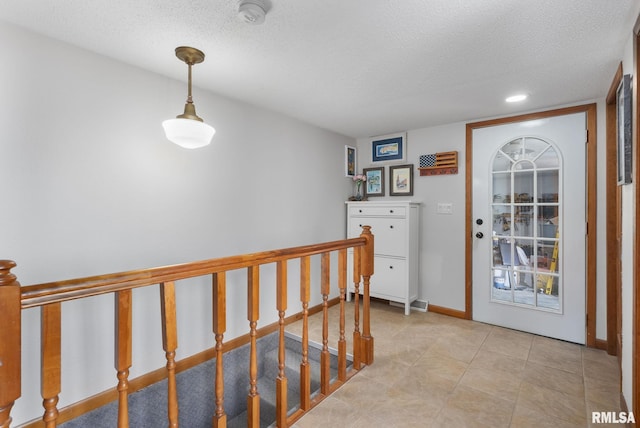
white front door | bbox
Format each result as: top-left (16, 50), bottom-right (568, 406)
top-left (472, 113), bottom-right (586, 344)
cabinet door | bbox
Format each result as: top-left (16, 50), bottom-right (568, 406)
top-left (371, 257), bottom-right (407, 299)
top-left (369, 217), bottom-right (406, 257)
top-left (349, 217), bottom-right (406, 256)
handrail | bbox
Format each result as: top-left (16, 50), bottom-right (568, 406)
top-left (20, 237), bottom-right (366, 308)
top-left (0, 228), bottom-right (374, 428)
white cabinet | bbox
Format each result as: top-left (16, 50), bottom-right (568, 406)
top-left (346, 201), bottom-right (420, 315)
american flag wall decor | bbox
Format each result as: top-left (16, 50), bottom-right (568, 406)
top-left (418, 151), bottom-right (458, 176)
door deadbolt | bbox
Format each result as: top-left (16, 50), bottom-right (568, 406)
top-left (476, 218), bottom-right (483, 225)
top-left (476, 232), bottom-right (484, 239)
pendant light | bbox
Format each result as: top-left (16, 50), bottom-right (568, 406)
top-left (162, 46), bottom-right (215, 149)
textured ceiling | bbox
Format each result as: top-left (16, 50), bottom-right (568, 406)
top-left (0, 0), bottom-right (638, 138)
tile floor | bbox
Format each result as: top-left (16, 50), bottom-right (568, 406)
top-left (287, 300), bottom-right (621, 428)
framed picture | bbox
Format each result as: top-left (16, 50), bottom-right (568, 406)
top-left (617, 74), bottom-right (632, 185)
top-left (389, 164), bottom-right (414, 196)
top-left (371, 132), bottom-right (406, 163)
top-left (363, 167), bottom-right (385, 197)
top-left (345, 145), bottom-right (356, 177)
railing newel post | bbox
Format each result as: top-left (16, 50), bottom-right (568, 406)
top-left (352, 248), bottom-right (361, 370)
top-left (360, 226), bottom-right (375, 365)
top-left (0, 260), bottom-right (21, 428)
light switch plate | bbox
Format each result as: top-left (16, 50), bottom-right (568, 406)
top-left (437, 202), bottom-right (453, 214)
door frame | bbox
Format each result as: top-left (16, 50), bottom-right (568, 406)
top-left (464, 104), bottom-right (598, 347)
top-left (605, 63), bottom-right (622, 358)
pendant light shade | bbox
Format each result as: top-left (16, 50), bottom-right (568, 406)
top-left (162, 118), bottom-right (215, 149)
top-left (163, 46), bottom-right (215, 149)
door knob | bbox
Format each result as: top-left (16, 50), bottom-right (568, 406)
top-left (476, 232), bottom-right (484, 239)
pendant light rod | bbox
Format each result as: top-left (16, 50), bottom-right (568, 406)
top-left (174, 46), bottom-right (205, 122)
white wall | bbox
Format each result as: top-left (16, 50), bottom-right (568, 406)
top-left (0, 22), bottom-right (355, 425)
top-left (619, 28), bottom-right (636, 413)
top-left (357, 125), bottom-right (467, 311)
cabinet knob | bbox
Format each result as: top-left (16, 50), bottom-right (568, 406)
top-left (389, 265), bottom-right (394, 269)
top-left (359, 209), bottom-right (363, 213)
top-left (390, 209), bottom-right (394, 213)
top-left (389, 225), bottom-right (394, 229)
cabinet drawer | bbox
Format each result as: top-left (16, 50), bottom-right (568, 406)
top-left (370, 257), bottom-right (407, 299)
top-left (349, 206), bottom-right (406, 217)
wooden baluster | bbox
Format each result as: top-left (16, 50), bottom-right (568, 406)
top-left (299, 256), bottom-right (311, 411)
top-left (0, 260), bottom-right (21, 428)
top-left (352, 247), bottom-right (361, 370)
top-left (337, 249), bottom-right (347, 381)
top-left (275, 261), bottom-right (288, 428)
top-left (360, 226), bottom-right (375, 365)
top-left (41, 303), bottom-right (61, 428)
top-left (247, 267), bottom-right (260, 428)
top-left (320, 253), bottom-right (330, 395)
top-left (160, 282), bottom-right (179, 428)
top-left (212, 273), bottom-right (227, 428)
top-left (115, 290), bottom-right (132, 428)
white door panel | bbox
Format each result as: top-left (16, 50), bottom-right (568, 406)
top-left (472, 113), bottom-right (586, 344)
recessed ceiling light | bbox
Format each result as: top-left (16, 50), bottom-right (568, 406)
top-left (506, 94), bottom-right (528, 103)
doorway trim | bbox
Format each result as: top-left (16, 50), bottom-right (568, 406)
top-left (465, 104), bottom-right (598, 347)
top-left (605, 63), bottom-right (623, 357)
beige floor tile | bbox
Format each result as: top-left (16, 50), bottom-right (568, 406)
top-left (583, 350), bottom-right (620, 384)
top-left (584, 376), bottom-right (621, 409)
top-left (292, 301), bottom-right (621, 428)
top-left (481, 328), bottom-right (533, 360)
top-left (434, 385), bottom-right (514, 427)
top-left (458, 365), bottom-right (523, 403)
top-left (528, 335), bottom-right (583, 374)
top-left (517, 381), bottom-right (587, 426)
top-left (422, 335), bottom-right (484, 363)
top-left (523, 360), bottom-right (585, 397)
top-left (411, 352), bottom-right (469, 383)
top-left (292, 396), bottom-right (364, 428)
top-left (511, 402), bottom-right (585, 427)
top-left (469, 348), bottom-right (527, 374)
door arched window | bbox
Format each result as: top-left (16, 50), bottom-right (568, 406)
top-left (490, 136), bottom-right (562, 312)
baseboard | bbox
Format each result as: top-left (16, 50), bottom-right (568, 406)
top-left (19, 297), bottom-right (341, 428)
top-left (427, 303), bottom-right (467, 319)
top-left (595, 338), bottom-right (608, 351)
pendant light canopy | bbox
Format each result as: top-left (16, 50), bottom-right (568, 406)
top-left (162, 46), bottom-right (215, 149)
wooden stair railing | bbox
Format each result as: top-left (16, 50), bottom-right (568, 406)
top-left (0, 227), bottom-right (374, 428)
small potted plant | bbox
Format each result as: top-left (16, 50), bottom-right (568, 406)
top-left (350, 174), bottom-right (367, 201)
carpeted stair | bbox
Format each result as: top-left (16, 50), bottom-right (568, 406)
top-left (59, 331), bottom-right (348, 428)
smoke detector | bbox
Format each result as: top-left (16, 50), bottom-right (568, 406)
top-left (238, 0), bottom-right (269, 25)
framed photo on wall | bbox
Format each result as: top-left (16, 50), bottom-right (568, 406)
top-left (363, 167), bottom-right (385, 197)
top-left (345, 145), bottom-right (356, 177)
top-left (389, 164), bottom-right (414, 196)
top-left (617, 74), bottom-right (632, 185)
top-left (371, 132), bottom-right (406, 163)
